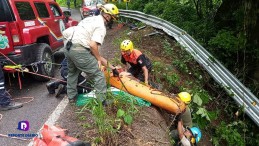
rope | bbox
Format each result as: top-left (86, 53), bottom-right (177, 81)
top-left (0, 92), bottom-right (34, 121)
top-left (0, 52), bottom-right (18, 66)
top-left (0, 52), bottom-right (94, 142)
top-left (17, 69), bottom-right (94, 90)
top-left (10, 97), bottom-right (34, 104)
top-left (0, 96), bottom-right (34, 120)
top-left (0, 50), bottom-right (97, 91)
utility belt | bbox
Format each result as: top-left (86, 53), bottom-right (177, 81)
top-left (70, 43), bottom-right (91, 52)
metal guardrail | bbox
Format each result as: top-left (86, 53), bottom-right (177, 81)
top-left (119, 9), bottom-right (259, 126)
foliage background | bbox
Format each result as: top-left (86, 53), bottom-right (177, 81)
top-left (56, 0), bottom-right (259, 145)
top-left (115, 1), bottom-right (259, 144)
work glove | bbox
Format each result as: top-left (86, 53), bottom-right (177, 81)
top-left (112, 68), bottom-right (119, 77)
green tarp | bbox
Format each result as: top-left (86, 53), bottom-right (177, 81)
top-left (76, 87), bottom-right (151, 107)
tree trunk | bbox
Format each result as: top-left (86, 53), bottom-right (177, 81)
top-left (244, 0), bottom-right (259, 49)
top-left (214, 0), bottom-right (242, 29)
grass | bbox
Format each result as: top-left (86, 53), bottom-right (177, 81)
top-left (77, 87), bottom-right (140, 145)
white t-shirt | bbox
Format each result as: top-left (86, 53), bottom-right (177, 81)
top-left (62, 15), bottom-right (106, 48)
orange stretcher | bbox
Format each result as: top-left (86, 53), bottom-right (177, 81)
top-left (104, 71), bottom-right (186, 115)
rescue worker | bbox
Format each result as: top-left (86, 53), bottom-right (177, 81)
top-left (46, 57), bottom-right (93, 97)
top-left (67, 0), bottom-right (77, 9)
top-left (170, 92), bottom-right (193, 144)
top-left (90, 3), bottom-right (113, 29)
top-left (120, 40), bottom-right (152, 85)
top-left (178, 92), bottom-right (192, 127)
top-left (62, 3), bottom-right (119, 103)
top-left (0, 66), bottom-right (23, 111)
top-left (176, 118), bottom-right (202, 146)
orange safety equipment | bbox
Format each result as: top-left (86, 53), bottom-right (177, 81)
top-left (122, 49), bottom-right (142, 64)
top-left (33, 124), bottom-right (90, 146)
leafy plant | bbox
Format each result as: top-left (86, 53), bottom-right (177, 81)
top-left (116, 109), bottom-right (133, 125)
top-left (164, 73), bottom-right (180, 87)
top-left (212, 121), bottom-right (245, 146)
top-left (162, 39), bottom-right (174, 57)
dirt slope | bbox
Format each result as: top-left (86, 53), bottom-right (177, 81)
top-left (55, 24), bottom-right (173, 146)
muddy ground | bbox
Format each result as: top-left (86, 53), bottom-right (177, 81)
top-left (55, 23), bottom-right (211, 146)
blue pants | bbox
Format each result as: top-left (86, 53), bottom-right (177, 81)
top-left (0, 66), bottom-right (10, 106)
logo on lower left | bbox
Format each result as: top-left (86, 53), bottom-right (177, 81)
top-left (17, 120), bottom-right (29, 131)
top-left (8, 120), bottom-right (37, 139)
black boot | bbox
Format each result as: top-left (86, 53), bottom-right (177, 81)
top-left (55, 85), bottom-right (66, 98)
top-left (46, 81), bottom-right (60, 94)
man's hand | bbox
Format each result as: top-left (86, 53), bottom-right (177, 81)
top-left (144, 81), bottom-right (149, 86)
top-left (98, 60), bottom-right (102, 70)
top-left (112, 68), bottom-right (119, 77)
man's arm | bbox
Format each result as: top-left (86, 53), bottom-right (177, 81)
top-left (177, 119), bottom-right (185, 140)
top-left (141, 66), bottom-right (149, 84)
top-left (138, 55), bottom-right (149, 84)
top-left (89, 40), bottom-right (102, 68)
top-left (121, 56), bottom-right (128, 71)
top-left (100, 57), bottom-right (116, 69)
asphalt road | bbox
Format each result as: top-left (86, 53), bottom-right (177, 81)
top-left (0, 8), bottom-right (81, 146)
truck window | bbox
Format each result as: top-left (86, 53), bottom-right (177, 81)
top-left (49, 4), bottom-right (61, 17)
top-left (15, 2), bottom-right (36, 20)
top-left (0, 5), bottom-right (5, 22)
top-left (0, 0), bottom-right (15, 22)
top-left (34, 2), bottom-right (50, 18)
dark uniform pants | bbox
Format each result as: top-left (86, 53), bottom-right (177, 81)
top-left (0, 66), bottom-right (10, 106)
top-left (128, 65), bottom-right (152, 82)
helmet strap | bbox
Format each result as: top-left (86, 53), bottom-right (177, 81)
top-left (102, 13), bottom-right (110, 24)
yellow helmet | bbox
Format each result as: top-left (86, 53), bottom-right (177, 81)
top-left (100, 3), bottom-right (119, 20)
top-left (120, 40), bottom-right (134, 52)
top-left (178, 92), bottom-right (191, 104)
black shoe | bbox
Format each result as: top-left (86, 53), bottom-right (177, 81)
top-left (46, 81), bottom-right (59, 94)
top-left (55, 85), bottom-right (66, 98)
top-left (0, 102), bottom-right (23, 111)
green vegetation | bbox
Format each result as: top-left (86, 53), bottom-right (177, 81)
top-left (56, 0), bottom-right (259, 145)
top-left (122, 0), bottom-right (259, 97)
top-left (77, 88), bottom-right (140, 144)
top-left (213, 121), bottom-right (246, 146)
top-left (114, 0), bottom-right (259, 145)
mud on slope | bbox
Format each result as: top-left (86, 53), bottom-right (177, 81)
top-left (55, 24), bottom-right (190, 146)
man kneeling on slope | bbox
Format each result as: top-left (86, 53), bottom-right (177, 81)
top-left (120, 40), bottom-right (153, 86)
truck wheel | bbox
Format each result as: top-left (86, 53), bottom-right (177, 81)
top-left (32, 43), bottom-right (54, 81)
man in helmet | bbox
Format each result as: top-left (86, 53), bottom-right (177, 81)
top-left (120, 40), bottom-right (152, 86)
top-left (62, 3), bottom-right (119, 104)
top-left (178, 92), bottom-right (192, 127)
top-left (177, 118), bottom-right (202, 146)
top-left (170, 92), bottom-right (193, 144)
